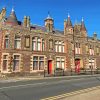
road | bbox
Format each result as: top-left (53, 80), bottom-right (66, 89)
top-left (0, 75), bottom-right (100, 100)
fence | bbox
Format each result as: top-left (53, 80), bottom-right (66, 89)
top-left (44, 69), bottom-right (100, 77)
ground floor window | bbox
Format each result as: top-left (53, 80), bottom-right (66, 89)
top-left (56, 57), bottom-right (65, 69)
top-left (89, 59), bottom-right (95, 69)
top-left (2, 54), bottom-right (8, 71)
top-left (33, 56), bottom-right (44, 70)
top-left (13, 55), bottom-right (21, 71)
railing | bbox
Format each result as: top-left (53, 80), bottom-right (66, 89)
top-left (44, 68), bottom-right (100, 77)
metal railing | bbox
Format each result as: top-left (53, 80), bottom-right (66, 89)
top-left (44, 69), bottom-right (100, 77)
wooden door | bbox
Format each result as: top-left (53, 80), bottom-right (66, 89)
top-left (48, 60), bottom-right (52, 74)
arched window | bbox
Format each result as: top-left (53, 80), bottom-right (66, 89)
top-left (32, 37), bottom-right (45, 51)
top-left (55, 40), bottom-right (65, 52)
top-left (14, 36), bottom-right (21, 49)
top-left (4, 35), bottom-right (9, 48)
top-left (75, 43), bottom-right (81, 54)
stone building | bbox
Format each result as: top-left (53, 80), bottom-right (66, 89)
top-left (0, 8), bottom-right (100, 75)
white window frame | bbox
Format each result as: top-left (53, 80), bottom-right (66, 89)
top-left (14, 36), bottom-right (21, 49)
top-left (13, 54), bottom-right (21, 72)
top-left (32, 37), bottom-right (45, 51)
top-left (75, 43), bottom-right (81, 54)
top-left (1, 53), bottom-right (9, 73)
top-left (4, 35), bottom-right (9, 49)
top-left (32, 55), bottom-right (45, 71)
top-left (56, 56), bottom-right (65, 69)
top-left (55, 41), bottom-right (65, 53)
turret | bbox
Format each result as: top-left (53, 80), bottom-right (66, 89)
top-left (44, 12), bottom-right (54, 32)
top-left (64, 14), bottom-right (73, 35)
top-left (80, 17), bottom-right (87, 37)
top-left (6, 8), bottom-right (18, 25)
top-left (93, 32), bottom-right (97, 40)
top-left (0, 7), bottom-right (6, 22)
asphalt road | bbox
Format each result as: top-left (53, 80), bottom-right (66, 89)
top-left (0, 75), bottom-right (100, 100)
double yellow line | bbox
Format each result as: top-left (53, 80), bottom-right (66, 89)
top-left (41, 86), bottom-right (100, 100)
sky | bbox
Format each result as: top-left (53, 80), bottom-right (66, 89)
top-left (0, 0), bottom-right (100, 38)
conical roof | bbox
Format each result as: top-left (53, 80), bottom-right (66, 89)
top-left (45, 12), bottom-right (53, 21)
top-left (65, 14), bottom-right (72, 27)
top-left (6, 8), bottom-right (18, 25)
top-left (81, 18), bottom-right (86, 31)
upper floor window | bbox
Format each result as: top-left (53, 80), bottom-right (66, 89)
top-left (75, 43), bottom-right (81, 54)
top-left (89, 45), bottom-right (94, 55)
top-left (4, 35), bottom-right (9, 48)
top-left (86, 45), bottom-right (88, 53)
top-left (55, 41), bottom-right (65, 52)
top-left (14, 36), bottom-right (21, 49)
top-left (25, 36), bottom-right (30, 48)
top-left (49, 39), bottom-right (53, 50)
top-left (32, 37), bottom-right (45, 51)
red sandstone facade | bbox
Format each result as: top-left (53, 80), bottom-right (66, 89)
top-left (0, 8), bottom-right (100, 75)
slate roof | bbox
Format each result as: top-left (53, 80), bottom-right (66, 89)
top-left (6, 9), bottom-right (18, 25)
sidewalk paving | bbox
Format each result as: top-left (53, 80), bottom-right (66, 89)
top-left (0, 76), bottom-right (44, 83)
top-left (62, 87), bottom-right (100, 100)
top-left (0, 74), bottom-right (100, 83)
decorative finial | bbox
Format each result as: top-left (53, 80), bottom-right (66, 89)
top-left (12, 7), bottom-right (14, 12)
top-left (82, 17), bottom-right (84, 22)
top-left (2, 7), bottom-right (6, 9)
top-left (68, 13), bottom-right (70, 18)
top-left (48, 11), bottom-right (50, 18)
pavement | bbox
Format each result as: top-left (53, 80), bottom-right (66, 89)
top-left (0, 74), bottom-right (100, 83)
top-left (0, 76), bottom-right (44, 83)
top-left (62, 86), bottom-right (100, 100)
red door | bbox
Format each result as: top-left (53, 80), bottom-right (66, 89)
top-left (75, 60), bottom-right (80, 73)
top-left (48, 60), bottom-right (52, 74)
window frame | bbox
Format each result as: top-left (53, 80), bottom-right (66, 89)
top-left (4, 35), bottom-right (9, 49)
top-left (2, 53), bottom-right (9, 72)
top-left (13, 54), bottom-right (21, 72)
top-left (14, 36), bottom-right (21, 49)
top-left (32, 37), bottom-right (45, 51)
top-left (56, 56), bottom-right (65, 69)
top-left (55, 40), bottom-right (65, 53)
top-left (32, 55), bottom-right (45, 71)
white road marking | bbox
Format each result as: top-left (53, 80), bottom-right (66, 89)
top-left (0, 77), bottom-right (99, 91)
top-left (0, 82), bottom-right (46, 90)
top-left (41, 86), bottom-right (100, 100)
